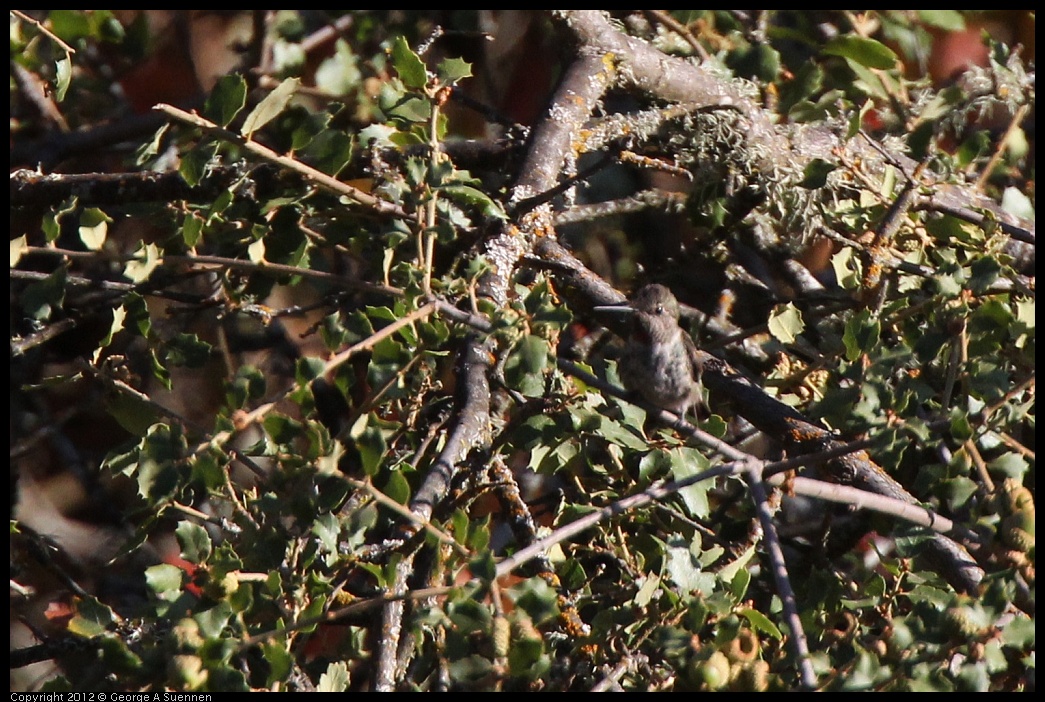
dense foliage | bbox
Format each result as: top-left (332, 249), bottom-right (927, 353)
top-left (11, 10), bottom-right (1034, 692)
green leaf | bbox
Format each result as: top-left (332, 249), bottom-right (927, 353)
top-left (988, 452), bottom-right (1028, 481)
top-left (182, 213), bottom-right (204, 248)
top-left (10, 234), bottom-right (28, 267)
top-left (303, 128), bottom-right (353, 176)
top-left (437, 56), bottom-right (472, 85)
top-left (509, 577), bottom-right (560, 625)
top-left (39, 197), bottom-right (77, 243)
top-left (726, 42), bottom-right (781, 83)
top-left (78, 207), bottom-right (111, 250)
top-left (123, 242), bottom-right (161, 283)
top-left (669, 447), bottom-right (712, 518)
top-left (823, 35), bottom-right (898, 70)
top-left (739, 607), bottom-right (782, 639)
top-left (1001, 186), bottom-right (1034, 221)
top-left (136, 123), bottom-right (170, 166)
top-left (729, 566), bottom-right (751, 602)
top-left (449, 655), bottom-right (494, 686)
top-left (831, 247), bottom-right (863, 290)
top-left (242, 77), bottom-right (300, 138)
top-left (54, 55), bottom-right (72, 102)
top-left (103, 389), bottom-right (162, 437)
top-left (517, 335), bottom-right (549, 374)
top-left (717, 544), bottom-right (756, 588)
top-left (664, 537), bottom-right (716, 594)
top-left (386, 95), bottom-right (431, 125)
top-left (205, 73), bottom-right (247, 127)
top-left (176, 521), bottom-right (213, 564)
top-left (179, 143), bottom-right (214, 187)
top-left (145, 563), bottom-right (185, 595)
top-left (778, 61), bottom-right (823, 115)
top-left (381, 469), bottom-right (411, 505)
top-left (247, 238), bottom-right (266, 263)
top-left (968, 256), bottom-right (1002, 294)
top-left (767, 303), bottom-right (805, 344)
top-left (194, 602), bottom-right (234, 638)
top-left (391, 36), bottom-right (427, 90)
top-left (91, 304), bottom-right (126, 364)
top-left (357, 423), bottom-right (387, 477)
top-left (441, 184), bottom-right (507, 220)
top-left (263, 642), bottom-right (294, 687)
top-left (318, 661), bottom-right (350, 692)
top-left (949, 409), bottom-right (973, 442)
top-left (917, 10), bottom-right (965, 31)
top-left (843, 309), bottom-right (881, 361)
top-left (165, 333), bottom-right (213, 368)
top-left (798, 158), bottom-right (837, 189)
top-left (637, 572), bottom-right (665, 609)
top-left (67, 598), bottom-right (117, 638)
top-left (314, 39), bottom-right (362, 96)
top-left (20, 266), bottom-right (66, 321)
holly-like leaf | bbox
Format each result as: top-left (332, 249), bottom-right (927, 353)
top-left (391, 36), bottom-right (427, 90)
top-left (318, 661), bottom-right (350, 692)
top-left (91, 304), bottom-right (126, 364)
top-left (843, 309), bottom-right (881, 362)
top-left (437, 56), bottom-right (472, 85)
top-left (68, 597), bottom-right (118, 638)
top-left (177, 521), bottom-right (213, 564)
top-left (124, 242), bottom-right (161, 283)
top-left (768, 303), bottom-right (805, 344)
top-left (78, 207), bottom-right (111, 250)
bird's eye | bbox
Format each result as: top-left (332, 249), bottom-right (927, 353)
top-left (655, 305), bottom-right (664, 314)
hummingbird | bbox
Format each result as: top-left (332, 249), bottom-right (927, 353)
top-left (594, 284), bottom-right (707, 421)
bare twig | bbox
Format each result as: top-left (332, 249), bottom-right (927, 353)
top-left (743, 463), bottom-right (816, 689)
top-left (190, 301), bottom-right (435, 459)
top-left (643, 10), bottom-right (711, 61)
top-left (11, 10), bottom-right (77, 54)
top-left (154, 103), bottom-right (408, 218)
top-left (975, 103), bottom-right (1030, 192)
top-left (345, 477), bottom-right (466, 556)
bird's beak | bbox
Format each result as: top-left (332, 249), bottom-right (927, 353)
top-left (592, 302), bottom-right (634, 318)
top-left (591, 303), bottom-right (636, 338)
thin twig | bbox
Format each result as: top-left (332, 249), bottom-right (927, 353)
top-left (154, 103), bottom-right (408, 219)
top-left (237, 582), bottom-right (454, 651)
top-left (743, 462), bottom-right (816, 690)
top-left (494, 463), bottom-right (741, 578)
top-left (975, 103), bottom-right (1030, 192)
top-left (190, 301), bottom-right (436, 458)
top-left (345, 477), bottom-right (467, 556)
top-left (644, 10), bottom-right (711, 61)
top-left (11, 10), bottom-right (77, 54)
top-left (19, 245), bottom-right (404, 298)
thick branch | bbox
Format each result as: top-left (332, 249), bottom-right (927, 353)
top-left (554, 11), bottom-right (1034, 265)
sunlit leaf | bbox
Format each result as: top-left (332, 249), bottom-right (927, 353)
top-left (177, 521), bottom-right (213, 564)
top-left (318, 661), bottom-right (350, 692)
top-left (391, 36), bottom-right (427, 90)
top-left (823, 35), bottom-right (898, 70)
top-left (78, 207), bottom-right (111, 250)
top-left (242, 77), bottom-right (300, 138)
top-left (10, 235), bottom-right (28, 266)
top-left (768, 303), bottom-right (805, 344)
top-left (54, 55), bottom-right (72, 102)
